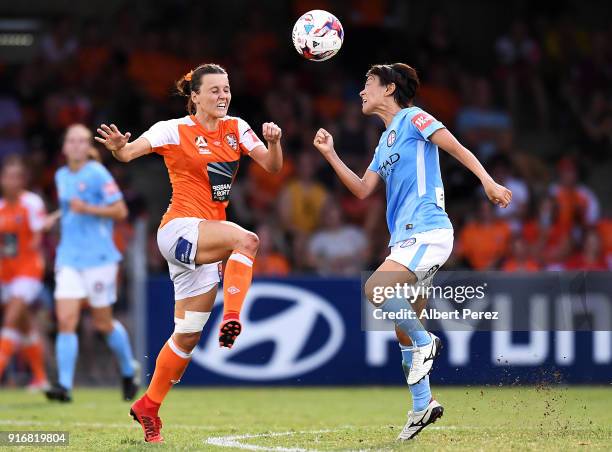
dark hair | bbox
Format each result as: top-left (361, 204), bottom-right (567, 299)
top-left (176, 63), bottom-right (228, 115)
top-left (62, 123), bottom-right (93, 145)
top-left (366, 63), bottom-right (419, 107)
top-left (2, 154), bottom-right (25, 169)
top-left (1, 154), bottom-right (27, 179)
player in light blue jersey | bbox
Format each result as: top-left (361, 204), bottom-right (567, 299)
top-left (45, 124), bottom-right (138, 403)
top-left (314, 63), bottom-right (511, 440)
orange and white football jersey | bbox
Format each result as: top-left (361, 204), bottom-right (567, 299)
top-left (141, 115), bottom-right (264, 227)
top-left (0, 191), bottom-right (46, 282)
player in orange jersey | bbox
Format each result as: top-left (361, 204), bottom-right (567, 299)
top-left (0, 156), bottom-right (49, 390)
top-left (95, 63), bottom-right (283, 443)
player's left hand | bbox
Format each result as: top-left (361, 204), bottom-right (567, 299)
top-left (484, 180), bottom-right (512, 208)
top-left (70, 198), bottom-right (90, 214)
top-left (262, 122), bottom-right (282, 144)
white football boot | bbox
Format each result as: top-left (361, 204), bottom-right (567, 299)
top-left (397, 399), bottom-right (444, 440)
top-left (407, 333), bottom-right (442, 385)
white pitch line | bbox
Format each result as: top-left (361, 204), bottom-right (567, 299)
top-left (205, 427), bottom-right (465, 452)
top-left (206, 430), bottom-right (335, 452)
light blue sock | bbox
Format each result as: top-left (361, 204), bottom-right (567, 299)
top-left (56, 332), bottom-right (78, 390)
top-left (105, 321), bottom-right (135, 377)
top-left (401, 345), bottom-right (431, 412)
top-left (381, 296), bottom-right (431, 347)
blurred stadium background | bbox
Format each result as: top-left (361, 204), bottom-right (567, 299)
top-left (1, 0), bottom-right (611, 399)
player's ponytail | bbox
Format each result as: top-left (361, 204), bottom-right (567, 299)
top-left (176, 63), bottom-right (228, 115)
top-left (366, 63), bottom-right (420, 108)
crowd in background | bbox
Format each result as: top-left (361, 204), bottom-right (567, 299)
top-left (1, 0), bottom-right (612, 287)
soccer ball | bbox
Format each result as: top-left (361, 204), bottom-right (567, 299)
top-left (292, 10), bottom-right (344, 62)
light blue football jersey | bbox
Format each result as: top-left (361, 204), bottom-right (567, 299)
top-left (55, 161), bottom-right (123, 269)
top-left (368, 107), bottom-right (453, 246)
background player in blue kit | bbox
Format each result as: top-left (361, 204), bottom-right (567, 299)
top-left (314, 63), bottom-right (512, 440)
top-left (45, 124), bottom-right (139, 403)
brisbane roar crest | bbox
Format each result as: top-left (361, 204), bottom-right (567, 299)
top-left (224, 133), bottom-right (238, 151)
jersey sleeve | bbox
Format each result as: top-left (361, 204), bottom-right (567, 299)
top-left (141, 120), bottom-right (179, 155)
top-left (410, 111), bottom-right (445, 141)
top-left (23, 193), bottom-right (46, 232)
top-left (367, 146), bottom-right (380, 173)
top-left (237, 118), bottom-right (265, 155)
top-left (94, 164), bottom-right (123, 205)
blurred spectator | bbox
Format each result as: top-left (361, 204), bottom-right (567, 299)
top-left (458, 200), bottom-right (511, 270)
top-left (0, 94), bottom-right (26, 158)
top-left (501, 235), bottom-right (540, 272)
top-left (522, 196), bottom-right (571, 267)
top-left (336, 101), bottom-right (368, 165)
top-left (549, 157), bottom-right (600, 235)
top-left (487, 155), bottom-right (529, 231)
top-left (576, 91), bottom-right (612, 160)
top-left (495, 21), bottom-right (548, 127)
top-left (417, 62), bottom-right (461, 126)
top-left (44, 90), bottom-right (92, 132)
top-left (307, 199), bottom-right (368, 275)
top-left (76, 24), bottom-right (112, 80)
top-left (278, 152), bottom-right (329, 236)
top-left (313, 80), bottom-right (346, 122)
top-left (127, 31), bottom-right (187, 101)
top-left (564, 229), bottom-right (608, 270)
top-left (279, 152), bottom-right (329, 270)
top-left (456, 77), bottom-right (512, 161)
top-left (40, 19), bottom-right (78, 64)
top-left (348, 0), bottom-right (388, 27)
top-left (264, 73), bottom-right (313, 150)
top-left (253, 223), bottom-right (290, 276)
top-left (418, 13), bottom-right (457, 68)
top-left (245, 156), bottom-right (295, 217)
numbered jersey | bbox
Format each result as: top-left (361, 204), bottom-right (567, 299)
top-left (142, 115), bottom-right (264, 227)
top-left (367, 107), bottom-right (453, 246)
top-left (0, 191), bottom-right (45, 282)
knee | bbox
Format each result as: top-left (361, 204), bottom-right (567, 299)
top-left (364, 276), bottom-right (384, 306)
top-left (57, 312), bottom-right (78, 332)
top-left (238, 232), bottom-right (259, 255)
top-left (92, 317), bottom-right (113, 334)
top-left (173, 332), bottom-right (201, 352)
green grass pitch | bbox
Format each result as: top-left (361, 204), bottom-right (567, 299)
top-left (0, 386), bottom-right (611, 450)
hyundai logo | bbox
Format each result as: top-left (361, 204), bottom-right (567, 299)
top-left (191, 283), bottom-right (345, 381)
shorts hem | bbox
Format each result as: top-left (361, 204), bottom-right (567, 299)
top-left (174, 280), bottom-right (218, 301)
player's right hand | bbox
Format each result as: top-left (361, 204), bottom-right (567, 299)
top-left (95, 124), bottom-right (131, 152)
top-left (313, 128), bottom-right (335, 156)
top-left (484, 180), bottom-right (512, 208)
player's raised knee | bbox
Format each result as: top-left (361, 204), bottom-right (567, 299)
top-left (238, 231), bottom-right (259, 255)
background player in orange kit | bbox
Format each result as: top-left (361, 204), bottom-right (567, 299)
top-left (0, 156), bottom-right (48, 390)
top-left (95, 63), bottom-right (283, 443)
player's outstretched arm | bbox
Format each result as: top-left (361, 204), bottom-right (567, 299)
top-left (430, 128), bottom-right (512, 208)
top-left (313, 128), bottom-right (379, 199)
top-left (250, 122), bottom-right (283, 173)
top-left (95, 124), bottom-right (152, 163)
top-left (70, 198), bottom-right (128, 221)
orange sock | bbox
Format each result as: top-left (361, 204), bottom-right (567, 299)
top-left (223, 251), bottom-right (254, 320)
top-left (145, 338), bottom-right (191, 405)
top-left (0, 329), bottom-right (19, 377)
top-left (22, 334), bottom-right (47, 383)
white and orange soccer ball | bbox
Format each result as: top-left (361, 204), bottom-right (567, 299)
top-left (292, 10), bottom-right (344, 62)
